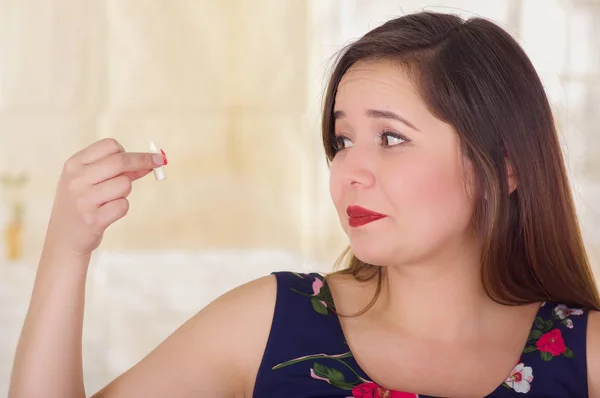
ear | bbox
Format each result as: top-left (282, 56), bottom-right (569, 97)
top-left (506, 159), bottom-right (517, 194)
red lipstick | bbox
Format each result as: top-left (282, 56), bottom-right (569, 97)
top-left (346, 205), bottom-right (387, 227)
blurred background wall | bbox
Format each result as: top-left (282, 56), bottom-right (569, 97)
top-left (1, 0), bottom-right (600, 395)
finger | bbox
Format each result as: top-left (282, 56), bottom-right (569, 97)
top-left (95, 198), bottom-right (130, 231)
top-left (84, 175), bottom-right (132, 207)
top-left (72, 138), bottom-right (125, 166)
top-left (123, 168), bottom-right (153, 182)
top-left (84, 152), bottom-right (163, 184)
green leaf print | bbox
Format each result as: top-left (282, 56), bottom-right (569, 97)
top-left (522, 345), bottom-right (537, 354)
top-left (533, 317), bottom-right (553, 332)
top-left (527, 329), bottom-right (543, 341)
top-left (319, 280), bottom-right (336, 311)
top-left (311, 297), bottom-right (329, 315)
top-left (273, 352), bottom-right (353, 370)
top-left (540, 351), bottom-right (553, 361)
top-left (313, 363), bottom-right (355, 390)
top-left (563, 347), bottom-right (574, 358)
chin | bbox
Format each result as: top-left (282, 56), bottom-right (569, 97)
top-left (349, 240), bottom-right (399, 267)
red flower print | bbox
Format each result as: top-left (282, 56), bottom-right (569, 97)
top-left (536, 329), bottom-right (566, 356)
top-left (352, 382), bottom-right (418, 398)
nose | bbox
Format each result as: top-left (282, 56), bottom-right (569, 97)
top-left (340, 146), bottom-right (376, 188)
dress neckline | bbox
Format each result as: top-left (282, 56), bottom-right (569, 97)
top-left (321, 275), bottom-right (545, 397)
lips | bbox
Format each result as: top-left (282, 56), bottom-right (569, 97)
top-left (346, 205), bottom-right (387, 227)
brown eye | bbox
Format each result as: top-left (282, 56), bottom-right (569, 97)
top-left (380, 132), bottom-right (407, 147)
top-left (334, 136), bottom-right (353, 151)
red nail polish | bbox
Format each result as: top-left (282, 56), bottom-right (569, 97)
top-left (160, 149), bottom-right (168, 165)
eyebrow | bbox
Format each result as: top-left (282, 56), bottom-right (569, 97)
top-left (333, 109), bottom-right (421, 132)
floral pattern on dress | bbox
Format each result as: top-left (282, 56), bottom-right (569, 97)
top-left (352, 382), bottom-right (419, 398)
top-left (520, 303), bottom-right (582, 362)
top-left (553, 304), bottom-right (584, 329)
top-left (290, 272), bottom-right (335, 315)
top-left (278, 274), bottom-right (415, 397)
top-left (274, 350), bottom-right (417, 397)
top-left (277, 274), bottom-right (582, 397)
top-left (502, 362), bottom-right (533, 393)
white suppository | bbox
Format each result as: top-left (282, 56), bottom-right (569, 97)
top-left (149, 141), bottom-right (166, 180)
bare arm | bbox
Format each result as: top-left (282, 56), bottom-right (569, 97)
top-left (8, 247), bottom-right (90, 398)
top-left (91, 274), bottom-right (276, 398)
top-left (588, 310), bottom-right (600, 398)
top-left (10, 249), bottom-right (276, 398)
top-left (8, 137), bottom-right (145, 398)
top-left (9, 138), bottom-right (275, 398)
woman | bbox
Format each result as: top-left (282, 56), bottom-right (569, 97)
top-left (9, 11), bottom-right (600, 398)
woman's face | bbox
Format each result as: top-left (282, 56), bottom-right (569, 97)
top-left (329, 59), bottom-right (477, 267)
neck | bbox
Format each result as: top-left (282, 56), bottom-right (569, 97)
top-left (372, 240), bottom-right (502, 342)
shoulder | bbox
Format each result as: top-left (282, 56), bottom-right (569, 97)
top-left (193, 273), bottom-right (279, 376)
top-left (587, 309), bottom-right (600, 397)
top-left (192, 273), bottom-right (278, 330)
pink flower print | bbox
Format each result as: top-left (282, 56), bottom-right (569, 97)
top-left (553, 304), bottom-right (583, 320)
top-left (352, 382), bottom-right (418, 398)
top-left (564, 318), bottom-right (573, 329)
top-left (312, 278), bottom-right (324, 295)
top-left (504, 362), bottom-right (533, 393)
top-left (310, 368), bottom-right (331, 383)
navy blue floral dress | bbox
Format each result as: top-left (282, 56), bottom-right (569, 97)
top-left (253, 272), bottom-right (589, 397)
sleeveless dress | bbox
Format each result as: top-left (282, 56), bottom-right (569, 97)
top-left (252, 272), bottom-right (590, 397)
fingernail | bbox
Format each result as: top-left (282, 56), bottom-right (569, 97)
top-left (160, 149), bottom-right (168, 165)
top-left (152, 154), bottom-right (164, 165)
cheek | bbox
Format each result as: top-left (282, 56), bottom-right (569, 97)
top-left (385, 155), bottom-right (473, 225)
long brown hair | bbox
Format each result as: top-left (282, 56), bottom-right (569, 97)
top-left (322, 11), bottom-right (600, 312)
